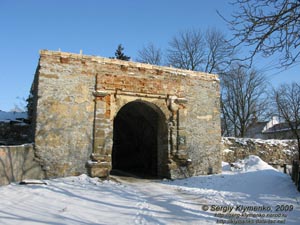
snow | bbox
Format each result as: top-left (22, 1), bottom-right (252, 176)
top-left (235, 138), bottom-right (249, 145)
top-left (0, 155), bottom-right (300, 225)
top-left (223, 137), bottom-right (293, 147)
top-left (223, 148), bottom-right (234, 153)
top-left (283, 149), bottom-right (293, 155)
top-left (254, 138), bottom-right (290, 147)
top-left (86, 160), bottom-right (98, 165)
top-left (0, 110), bottom-right (27, 123)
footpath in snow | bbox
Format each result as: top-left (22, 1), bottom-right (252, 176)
top-left (0, 155), bottom-right (299, 225)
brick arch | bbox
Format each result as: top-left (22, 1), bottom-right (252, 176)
top-left (111, 99), bottom-right (170, 178)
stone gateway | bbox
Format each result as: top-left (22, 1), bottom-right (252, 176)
top-left (30, 50), bottom-right (221, 179)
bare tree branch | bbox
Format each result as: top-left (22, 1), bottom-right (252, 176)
top-left (274, 82), bottom-right (300, 160)
top-left (166, 28), bottom-right (234, 73)
top-left (221, 64), bottom-right (267, 137)
top-left (205, 28), bottom-right (235, 73)
top-left (136, 43), bottom-right (163, 65)
top-left (220, 0), bottom-right (300, 67)
top-left (167, 29), bottom-right (206, 71)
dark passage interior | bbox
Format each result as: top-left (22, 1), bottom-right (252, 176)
top-left (112, 101), bottom-right (159, 178)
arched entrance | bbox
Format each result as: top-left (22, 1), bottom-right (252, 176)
top-left (111, 100), bottom-right (168, 178)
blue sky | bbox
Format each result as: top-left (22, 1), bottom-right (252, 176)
top-left (0, 0), bottom-right (299, 111)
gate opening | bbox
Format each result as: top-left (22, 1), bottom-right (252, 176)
top-left (111, 101), bottom-right (167, 178)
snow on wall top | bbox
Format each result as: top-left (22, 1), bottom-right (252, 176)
top-left (0, 110), bottom-right (28, 123)
top-left (39, 50), bottom-right (219, 81)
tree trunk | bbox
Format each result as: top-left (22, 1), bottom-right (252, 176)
top-left (297, 137), bottom-right (300, 161)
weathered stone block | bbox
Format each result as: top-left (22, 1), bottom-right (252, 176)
top-left (87, 165), bottom-right (109, 178)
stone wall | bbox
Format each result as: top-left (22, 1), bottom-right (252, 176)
top-left (32, 50), bottom-right (221, 179)
top-left (222, 137), bottom-right (298, 165)
top-left (185, 77), bottom-right (221, 175)
top-left (33, 52), bottom-right (95, 178)
top-left (0, 144), bottom-right (44, 185)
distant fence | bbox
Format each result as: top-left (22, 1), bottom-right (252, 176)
top-left (291, 160), bottom-right (300, 191)
top-left (0, 144), bottom-right (44, 185)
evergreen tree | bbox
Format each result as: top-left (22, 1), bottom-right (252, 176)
top-left (114, 44), bottom-right (130, 61)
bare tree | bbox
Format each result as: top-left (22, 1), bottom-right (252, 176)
top-left (221, 0), bottom-right (300, 67)
top-left (274, 82), bottom-right (300, 160)
top-left (167, 29), bottom-right (206, 71)
top-left (136, 43), bottom-right (163, 65)
top-left (204, 28), bottom-right (234, 74)
top-left (221, 64), bottom-right (267, 137)
top-left (166, 28), bottom-right (234, 73)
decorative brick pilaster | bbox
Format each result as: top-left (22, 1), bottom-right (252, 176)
top-left (166, 96), bottom-right (189, 164)
top-left (86, 90), bottom-right (113, 178)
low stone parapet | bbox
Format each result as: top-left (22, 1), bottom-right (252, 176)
top-left (222, 137), bottom-right (298, 165)
top-left (0, 144), bottom-right (44, 185)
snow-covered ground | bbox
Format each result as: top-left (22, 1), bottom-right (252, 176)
top-left (0, 155), bottom-right (299, 225)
